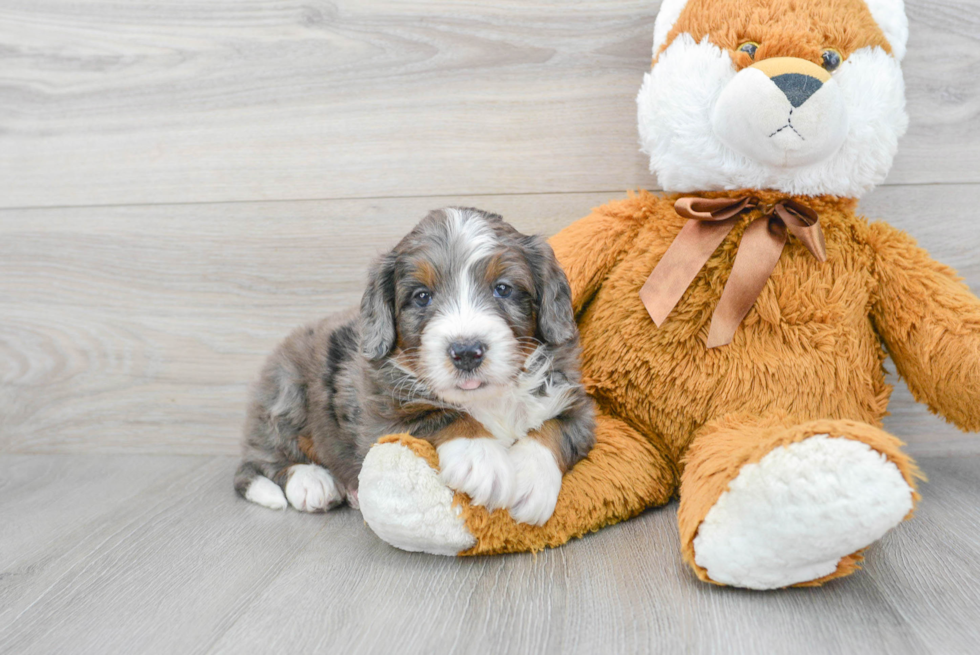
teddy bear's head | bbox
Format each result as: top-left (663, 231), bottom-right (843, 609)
top-left (637, 0), bottom-right (908, 198)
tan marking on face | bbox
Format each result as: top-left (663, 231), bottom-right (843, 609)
top-left (518, 333), bottom-right (539, 361)
top-left (751, 56), bottom-right (831, 83)
top-left (656, 0), bottom-right (892, 68)
top-left (483, 254), bottom-right (506, 287)
top-left (390, 346), bottom-right (421, 373)
top-left (413, 259), bottom-right (439, 290)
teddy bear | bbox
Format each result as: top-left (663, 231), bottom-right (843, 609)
top-left (354, 0), bottom-right (980, 589)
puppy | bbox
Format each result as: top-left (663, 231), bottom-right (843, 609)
top-left (234, 207), bottom-right (595, 526)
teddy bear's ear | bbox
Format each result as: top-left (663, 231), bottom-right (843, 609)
top-left (652, 0), bottom-right (690, 57)
top-left (863, 0), bottom-right (909, 61)
top-left (651, 0), bottom-right (908, 63)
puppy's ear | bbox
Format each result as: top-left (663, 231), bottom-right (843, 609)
top-left (525, 235), bottom-right (577, 346)
top-left (360, 251), bottom-right (398, 361)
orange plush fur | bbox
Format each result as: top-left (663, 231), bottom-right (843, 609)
top-left (657, 0), bottom-right (893, 66)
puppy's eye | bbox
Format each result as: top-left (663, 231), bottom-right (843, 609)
top-left (737, 42), bottom-right (759, 59)
top-left (821, 48), bottom-right (842, 72)
top-left (412, 289), bottom-right (432, 307)
top-left (492, 283), bottom-right (513, 299)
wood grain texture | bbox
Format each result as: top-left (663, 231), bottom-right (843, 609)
top-left (1, 454), bottom-right (978, 655)
top-left (862, 458), bottom-right (980, 655)
top-left (0, 456), bottom-right (330, 655)
top-left (2, 186), bottom-right (978, 456)
top-left (0, 0), bottom-right (978, 208)
top-left (0, 191), bottom-right (609, 454)
top-left (1, 1), bottom-right (977, 650)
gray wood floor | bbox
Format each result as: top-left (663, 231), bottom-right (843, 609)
top-left (2, 1), bottom-right (980, 653)
top-left (1, 455), bottom-right (979, 655)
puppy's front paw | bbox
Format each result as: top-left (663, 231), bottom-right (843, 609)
top-left (437, 438), bottom-right (514, 511)
top-left (285, 464), bottom-right (344, 513)
top-left (508, 438), bottom-right (562, 526)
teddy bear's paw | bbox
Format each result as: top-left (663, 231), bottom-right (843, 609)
top-left (437, 438), bottom-right (515, 511)
top-left (284, 464), bottom-right (344, 513)
top-left (507, 437), bottom-right (562, 526)
top-left (693, 434), bottom-right (914, 590)
top-left (358, 441), bottom-right (477, 556)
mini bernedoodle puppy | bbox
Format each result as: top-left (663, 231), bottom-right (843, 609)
top-left (235, 207), bottom-right (595, 526)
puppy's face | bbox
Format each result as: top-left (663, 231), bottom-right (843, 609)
top-left (361, 207), bottom-right (575, 406)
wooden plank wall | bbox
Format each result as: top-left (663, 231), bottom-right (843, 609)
top-left (1, 0), bottom-right (978, 456)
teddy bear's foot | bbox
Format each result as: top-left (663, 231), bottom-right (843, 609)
top-left (690, 433), bottom-right (915, 589)
top-left (358, 435), bottom-right (477, 556)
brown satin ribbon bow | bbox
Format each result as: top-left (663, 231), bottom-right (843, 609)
top-left (639, 196), bottom-right (827, 348)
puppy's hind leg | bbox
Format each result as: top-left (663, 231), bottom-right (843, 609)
top-left (235, 348), bottom-right (340, 513)
top-left (236, 460), bottom-right (344, 513)
top-left (235, 461), bottom-right (288, 511)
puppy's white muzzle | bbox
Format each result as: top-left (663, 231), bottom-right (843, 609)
top-left (711, 57), bottom-right (848, 168)
top-left (421, 302), bottom-right (518, 402)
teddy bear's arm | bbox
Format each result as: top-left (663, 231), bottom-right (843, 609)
top-left (868, 221), bottom-right (980, 432)
top-left (548, 194), bottom-right (652, 313)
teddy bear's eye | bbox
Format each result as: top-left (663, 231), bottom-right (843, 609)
top-left (821, 48), bottom-right (842, 72)
top-left (737, 42), bottom-right (759, 59)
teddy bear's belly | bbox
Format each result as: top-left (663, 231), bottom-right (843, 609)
top-left (578, 245), bottom-right (891, 456)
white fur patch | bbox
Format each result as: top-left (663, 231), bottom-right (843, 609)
top-left (244, 475), bottom-right (288, 510)
top-left (437, 437), bottom-right (514, 510)
top-left (652, 0), bottom-right (690, 55)
top-left (445, 206), bottom-right (497, 264)
top-left (864, 0), bottom-right (908, 61)
top-left (421, 298), bottom-right (517, 403)
top-left (637, 35), bottom-right (907, 197)
top-left (692, 434), bottom-right (914, 589)
top-left (457, 348), bottom-right (575, 446)
top-left (421, 208), bottom-right (519, 405)
top-left (508, 437), bottom-right (562, 526)
top-left (712, 67), bottom-right (849, 168)
top-left (284, 464), bottom-right (344, 513)
top-left (359, 442), bottom-right (476, 556)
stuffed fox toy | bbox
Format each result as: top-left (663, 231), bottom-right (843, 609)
top-left (356, 0), bottom-right (980, 589)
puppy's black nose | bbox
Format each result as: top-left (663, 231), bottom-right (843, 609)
top-left (448, 341), bottom-right (486, 371)
top-left (771, 73), bottom-right (823, 108)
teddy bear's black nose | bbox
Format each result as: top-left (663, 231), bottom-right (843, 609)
top-left (771, 73), bottom-right (823, 108)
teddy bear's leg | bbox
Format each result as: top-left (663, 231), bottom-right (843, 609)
top-left (678, 415), bottom-right (922, 590)
top-left (358, 410), bottom-right (677, 556)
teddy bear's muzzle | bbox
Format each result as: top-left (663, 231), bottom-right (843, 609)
top-left (710, 56), bottom-right (849, 169)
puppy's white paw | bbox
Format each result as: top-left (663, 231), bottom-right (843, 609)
top-left (507, 438), bottom-right (562, 526)
top-left (245, 475), bottom-right (288, 510)
top-left (285, 464), bottom-right (344, 513)
top-left (437, 438), bottom-right (514, 510)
